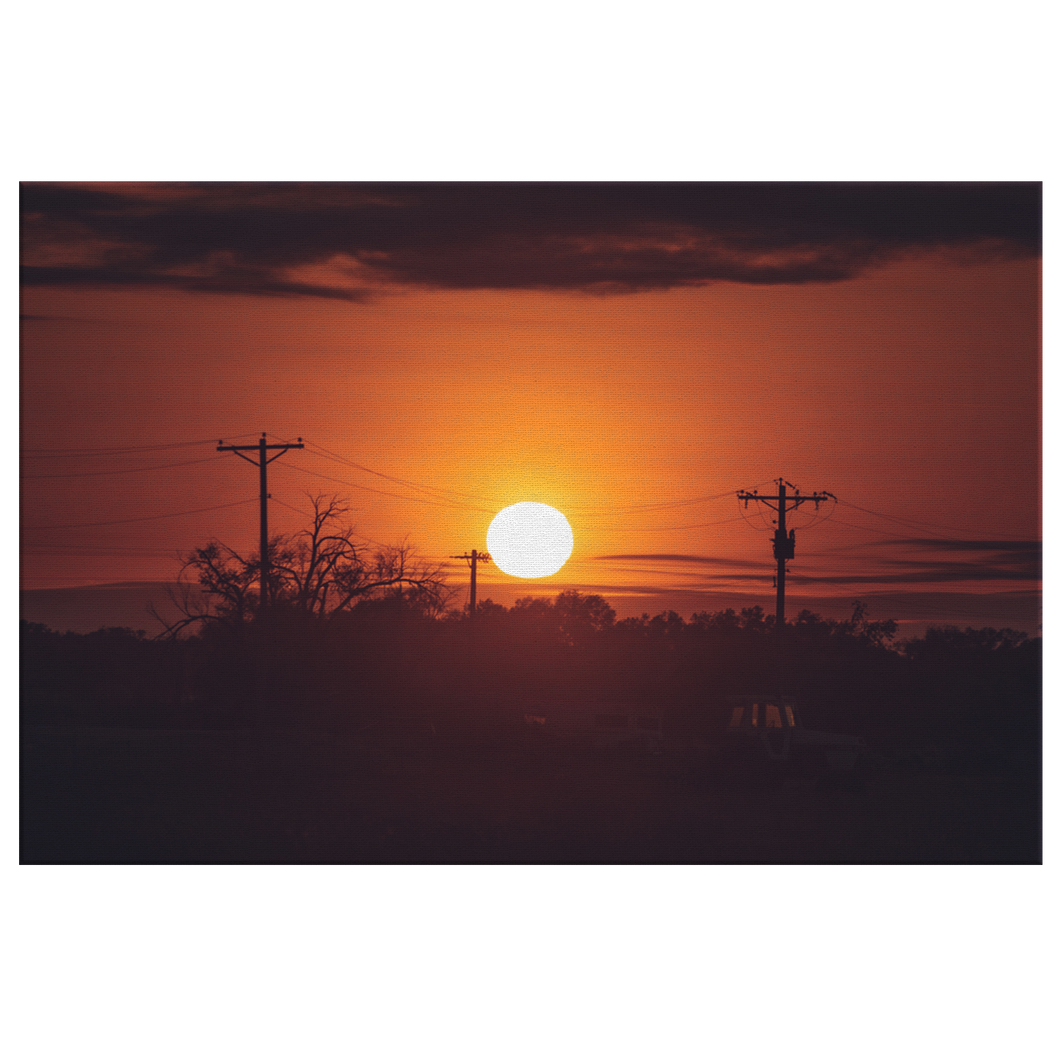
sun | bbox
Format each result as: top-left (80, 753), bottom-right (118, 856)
top-left (486, 502), bottom-right (574, 579)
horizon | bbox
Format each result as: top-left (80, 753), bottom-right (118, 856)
top-left (20, 182), bottom-right (1041, 636)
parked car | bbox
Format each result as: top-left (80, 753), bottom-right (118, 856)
top-left (724, 694), bottom-right (864, 770)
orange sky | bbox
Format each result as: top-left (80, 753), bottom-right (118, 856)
top-left (20, 185), bottom-right (1041, 634)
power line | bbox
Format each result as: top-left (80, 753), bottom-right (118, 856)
top-left (15, 431), bottom-right (1006, 537)
top-left (301, 438), bottom-right (753, 517)
top-left (579, 514), bottom-right (748, 533)
top-left (305, 440), bottom-right (501, 507)
top-left (279, 462), bottom-right (497, 513)
top-left (23, 552), bottom-right (177, 559)
top-left (826, 516), bottom-right (906, 535)
top-left (23, 497), bottom-right (258, 531)
top-left (836, 498), bottom-right (979, 535)
top-left (566, 489), bottom-right (740, 515)
top-left (21, 455), bottom-right (229, 479)
top-left (20, 434), bottom-right (260, 457)
top-left (22, 430), bottom-right (1004, 550)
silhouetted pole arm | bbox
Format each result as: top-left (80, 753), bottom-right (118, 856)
top-left (450, 549), bottom-right (491, 623)
top-left (217, 433), bottom-right (305, 612)
top-left (737, 480), bottom-right (833, 633)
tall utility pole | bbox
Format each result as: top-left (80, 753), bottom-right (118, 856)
top-left (450, 549), bottom-right (490, 621)
top-left (737, 479), bottom-right (833, 631)
top-left (217, 433), bottom-right (304, 609)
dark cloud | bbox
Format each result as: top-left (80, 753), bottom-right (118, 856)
top-left (793, 568), bottom-right (1040, 586)
top-left (747, 538), bottom-right (1040, 588)
top-left (875, 539), bottom-right (1041, 583)
top-left (594, 542), bottom-right (1041, 585)
top-left (893, 539), bottom-right (1041, 553)
top-left (20, 182), bottom-right (1041, 300)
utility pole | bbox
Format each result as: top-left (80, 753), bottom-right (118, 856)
top-left (450, 549), bottom-right (490, 621)
top-left (217, 433), bottom-right (304, 609)
top-left (737, 479), bottom-right (833, 631)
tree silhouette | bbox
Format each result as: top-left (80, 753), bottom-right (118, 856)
top-left (156, 494), bottom-right (450, 635)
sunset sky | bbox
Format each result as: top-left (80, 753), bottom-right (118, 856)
top-left (20, 182), bottom-right (1041, 634)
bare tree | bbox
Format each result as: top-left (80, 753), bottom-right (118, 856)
top-left (154, 494), bottom-right (451, 636)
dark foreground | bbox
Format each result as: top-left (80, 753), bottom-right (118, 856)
top-left (21, 724), bottom-right (1041, 864)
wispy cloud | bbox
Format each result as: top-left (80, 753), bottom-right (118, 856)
top-left (591, 538), bottom-right (1041, 588)
top-left (892, 538), bottom-right (1041, 553)
top-left (789, 568), bottom-right (1040, 585)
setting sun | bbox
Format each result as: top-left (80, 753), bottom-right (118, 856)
top-left (486, 502), bottom-right (574, 578)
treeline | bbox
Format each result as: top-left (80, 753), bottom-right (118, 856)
top-left (20, 590), bottom-right (1040, 738)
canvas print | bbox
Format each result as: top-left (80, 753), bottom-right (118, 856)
top-left (20, 182), bottom-right (1041, 863)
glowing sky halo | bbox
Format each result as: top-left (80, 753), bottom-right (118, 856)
top-left (486, 502), bottom-right (574, 579)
